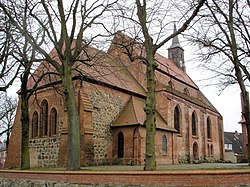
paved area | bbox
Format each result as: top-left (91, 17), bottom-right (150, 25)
top-left (81, 163), bottom-right (249, 171)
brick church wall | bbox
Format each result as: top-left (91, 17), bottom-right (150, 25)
top-left (28, 89), bottom-right (65, 168)
top-left (4, 100), bottom-right (22, 168)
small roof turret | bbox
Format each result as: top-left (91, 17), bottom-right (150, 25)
top-left (168, 24), bottom-right (184, 50)
top-left (168, 23), bottom-right (185, 71)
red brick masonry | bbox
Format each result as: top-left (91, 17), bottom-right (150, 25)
top-left (0, 169), bottom-right (250, 186)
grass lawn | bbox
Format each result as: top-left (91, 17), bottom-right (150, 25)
top-left (4, 163), bottom-right (250, 171)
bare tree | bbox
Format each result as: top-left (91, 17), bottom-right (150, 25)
top-left (186, 0), bottom-right (250, 164)
top-left (0, 12), bottom-right (21, 91)
top-left (113, 0), bottom-right (206, 170)
top-left (0, 0), bottom-right (117, 170)
top-left (0, 94), bottom-right (17, 150)
top-left (1, 0), bottom-right (50, 170)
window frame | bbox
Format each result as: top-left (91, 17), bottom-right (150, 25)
top-left (118, 132), bottom-right (124, 158)
top-left (50, 107), bottom-right (57, 136)
top-left (162, 135), bottom-right (167, 154)
top-left (207, 117), bottom-right (211, 139)
top-left (174, 105), bottom-right (181, 133)
top-left (31, 111), bottom-right (38, 138)
top-left (192, 111), bottom-right (197, 136)
top-left (40, 100), bottom-right (48, 137)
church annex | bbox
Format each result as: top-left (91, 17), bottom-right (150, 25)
top-left (5, 31), bottom-right (224, 168)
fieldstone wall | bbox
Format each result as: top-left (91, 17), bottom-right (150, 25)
top-left (90, 91), bottom-right (126, 165)
top-left (0, 178), bottom-right (168, 187)
top-left (0, 178), bottom-right (108, 187)
top-left (29, 137), bottom-right (60, 168)
top-left (1, 170), bottom-right (250, 186)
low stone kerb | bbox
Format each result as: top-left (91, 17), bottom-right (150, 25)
top-left (0, 169), bottom-right (250, 186)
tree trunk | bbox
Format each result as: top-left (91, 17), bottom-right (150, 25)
top-left (234, 64), bottom-right (250, 164)
top-left (245, 93), bottom-right (250, 165)
top-left (242, 91), bottom-right (250, 165)
top-left (227, 0), bottom-right (250, 164)
top-left (20, 84), bottom-right (30, 170)
top-left (62, 63), bottom-right (81, 171)
top-left (144, 51), bottom-right (157, 171)
top-left (6, 126), bottom-right (10, 151)
top-left (247, 124), bottom-right (250, 165)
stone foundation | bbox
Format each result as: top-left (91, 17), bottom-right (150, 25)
top-left (29, 137), bottom-right (60, 168)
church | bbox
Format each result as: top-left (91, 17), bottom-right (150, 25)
top-left (5, 30), bottom-right (224, 168)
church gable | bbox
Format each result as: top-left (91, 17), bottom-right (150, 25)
top-left (112, 96), bottom-right (176, 132)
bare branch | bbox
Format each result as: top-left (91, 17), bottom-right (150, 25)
top-left (156, 0), bottom-right (206, 50)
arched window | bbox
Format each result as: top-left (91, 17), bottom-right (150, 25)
top-left (174, 106), bottom-right (180, 133)
top-left (31, 112), bottom-right (38, 138)
top-left (162, 135), bottom-right (167, 154)
top-left (211, 145), bottom-right (214, 156)
top-left (207, 144), bottom-right (210, 157)
top-left (40, 100), bottom-right (48, 137)
top-left (193, 142), bottom-right (199, 160)
top-left (207, 117), bottom-right (211, 139)
top-left (50, 108), bottom-right (57, 136)
top-left (118, 132), bottom-right (124, 158)
top-left (192, 111), bottom-right (197, 136)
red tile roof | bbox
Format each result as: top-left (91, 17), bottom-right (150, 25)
top-left (155, 52), bottom-right (197, 88)
top-left (108, 32), bottom-right (198, 89)
top-left (112, 96), bottom-right (177, 132)
top-left (25, 32), bottom-right (218, 115)
top-left (26, 41), bottom-right (146, 96)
